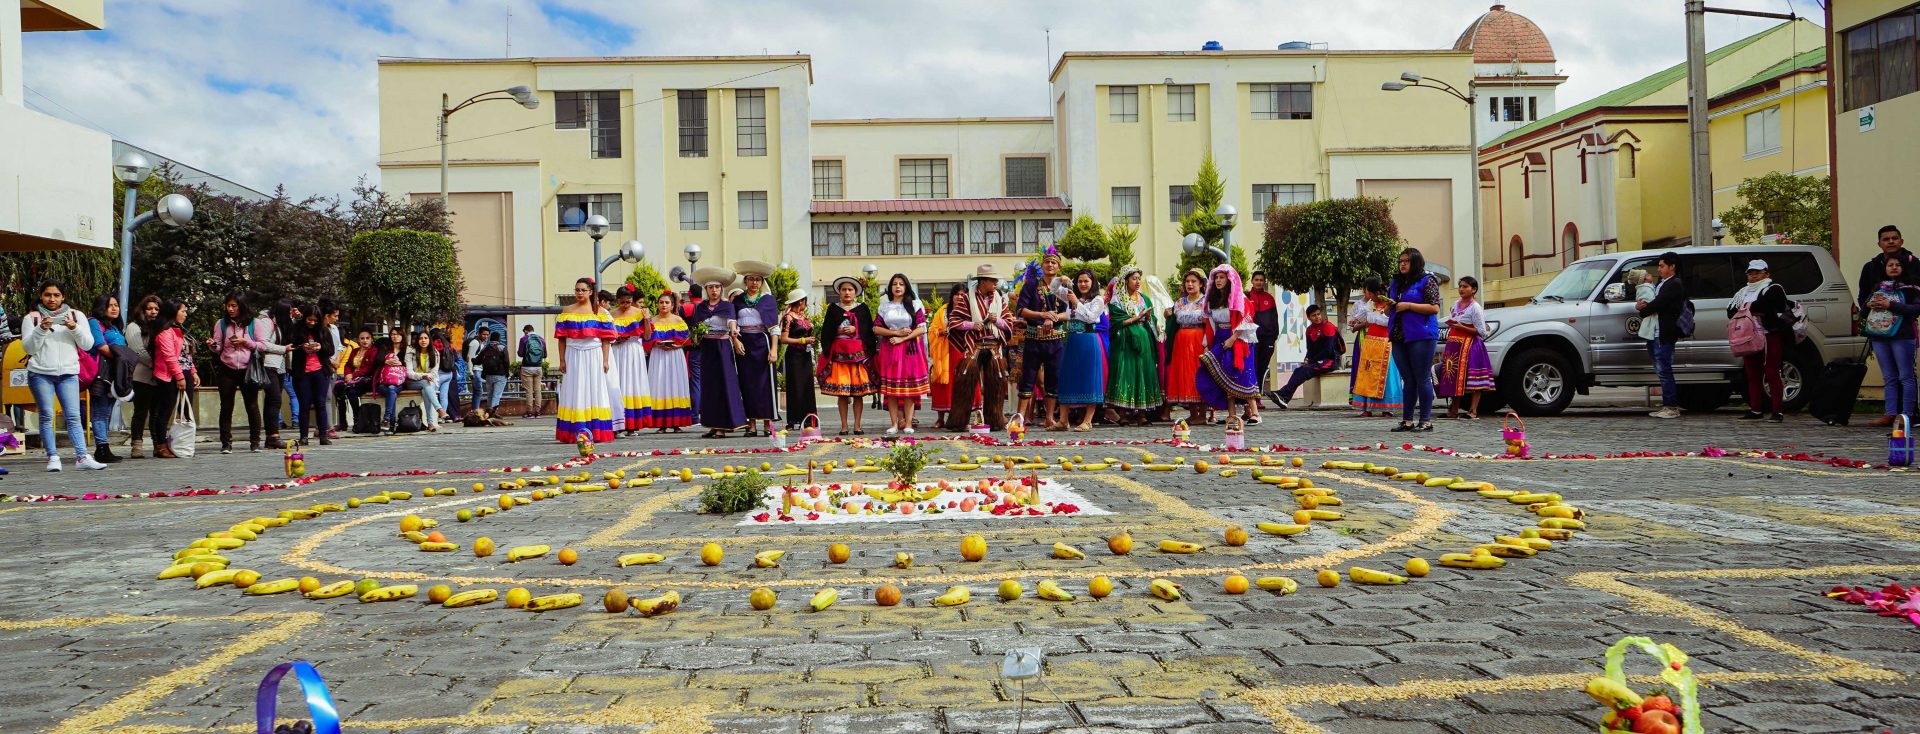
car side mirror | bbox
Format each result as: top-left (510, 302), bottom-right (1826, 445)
top-left (1602, 283), bottom-right (1628, 303)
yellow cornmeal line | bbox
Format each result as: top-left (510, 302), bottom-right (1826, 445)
top-left (276, 470), bottom-right (1456, 591)
top-left (582, 487), bottom-right (706, 546)
top-left (42, 612), bottom-right (325, 734)
top-left (1787, 513), bottom-right (1920, 542)
top-left (1329, 449), bottom-right (1874, 477)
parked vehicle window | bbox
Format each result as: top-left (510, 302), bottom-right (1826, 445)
top-left (1764, 252), bottom-right (1822, 295)
top-left (1680, 254), bottom-right (1741, 299)
top-left (1536, 259), bottom-right (1612, 301)
top-left (1614, 256), bottom-right (1659, 297)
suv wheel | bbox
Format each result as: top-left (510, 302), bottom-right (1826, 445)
top-left (1779, 349), bottom-right (1821, 413)
top-left (1499, 347), bottom-right (1576, 416)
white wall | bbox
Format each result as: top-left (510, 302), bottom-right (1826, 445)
top-left (811, 120), bottom-right (1055, 200)
top-left (0, 103), bottom-right (112, 250)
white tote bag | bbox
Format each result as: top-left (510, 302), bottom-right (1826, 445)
top-left (169, 391), bottom-right (198, 458)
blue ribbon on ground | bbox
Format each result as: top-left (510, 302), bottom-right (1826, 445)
top-left (256, 660), bottom-right (342, 734)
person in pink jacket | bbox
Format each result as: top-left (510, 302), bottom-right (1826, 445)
top-left (147, 300), bottom-right (198, 459)
top-left (208, 292), bottom-right (278, 453)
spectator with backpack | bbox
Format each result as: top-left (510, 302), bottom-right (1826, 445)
top-left (472, 327), bottom-right (511, 413)
top-left (1864, 256), bottom-right (1920, 425)
top-left (518, 324), bottom-right (546, 416)
top-left (1728, 259), bottom-right (1793, 422)
top-left (1637, 251), bottom-right (1690, 420)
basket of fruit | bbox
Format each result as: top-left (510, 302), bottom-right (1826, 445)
top-left (1585, 636), bottom-right (1700, 734)
top-left (799, 413), bottom-right (823, 440)
top-left (1222, 415), bottom-right (1246, 450)
top-left (255, 660), bottom-right (341, 734)
top-left (282, 442), bottom-right (306, 478)
top-left (1891, 414), bottom-right (1912, 468)
top-left (576, 432), bottom-right (594, 457)
top-left (1501, 413), bottom-right (1530, 458)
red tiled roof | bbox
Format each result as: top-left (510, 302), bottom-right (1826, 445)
top-left (1453, 4), bottom-right (1555, 64)
top-left (810, 197), bottom-right (1069, 215)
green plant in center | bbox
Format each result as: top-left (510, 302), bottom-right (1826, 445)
top-left (875, 442), bottom-right (941, 487)
top-left (699, 469), bottom-right (770, 514)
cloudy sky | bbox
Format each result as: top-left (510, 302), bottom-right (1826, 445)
top-left (21, 0), bottom-right (1815, 199)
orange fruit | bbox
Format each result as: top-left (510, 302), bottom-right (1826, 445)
top-left (874, 585), bottom-right (902, 606)
top-left (1223, 526), bottom-right (1249, 547)
top-left (1108, 531), bottom-right (1133, 555)
top-left (1290, 457), bottom-right (1305, 467)
top-left (297, 577), bottom-right (321, 594)
top-left (504, 587), bottom-right (531, 608)
top-left (558, 548), bottom-right (579, 566)
top-left (749, 587), bottom-right (777, 611)
top-left (1088, 576), bottom-right (1113, 599)
top-left (699, 543), bottom-right (724, 566)
top-left (827, 544), bottom-right (851, 564)
top-left (473, 537), bottom-right (495, 558)
top-left (1293, 510), bottom-right (1313, 525)
top-left (425, 531), bottom-right (447, 544)
top-left (1298, 495), bottom-right (1319, 510)
top-left (189, 562), bottom-right (222, 579)
top-left (1194, 461), bottom-right (1211, 474)
top-left (498, 496), bottom-right (514, 511)
top-left (1316, 569), bottom-right (1340, 588)
top-left (1404, 558), bottom-right (1430, 577)
top-left (426, 585), bottom-right (453, 604)
top-left (603, 588), bottom-right (630, 613)
top-left (399, 515), bottom-right (424, 533)
top-left (1223, 575), bottom-right (1250, 594)
top-left (959, 534), bottom-right (987, 562)
top-left (232, 570), bottom-right (261, 589)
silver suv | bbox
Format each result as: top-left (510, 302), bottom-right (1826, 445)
top-left (1482, 244), bottom-right (1865, 416)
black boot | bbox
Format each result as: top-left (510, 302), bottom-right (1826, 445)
top-left (93, 443), bottom-right (123, 464)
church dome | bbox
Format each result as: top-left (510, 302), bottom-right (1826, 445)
top-left (1453, 4), bottom-right (1555, 64)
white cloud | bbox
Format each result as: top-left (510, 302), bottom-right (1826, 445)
top-left (21, 0), bottom-right (1813, 199)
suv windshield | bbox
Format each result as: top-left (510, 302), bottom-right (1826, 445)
top-left (1535, 260), bottom-right (1612, 301)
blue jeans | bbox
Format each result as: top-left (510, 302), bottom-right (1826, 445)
top-left (28, 373), bottom-right (89, 460)
top-left (89, 388), bottom-right (117, 445)
top-left (434, 372), bottom-right (452, 415)
top-left (379, 384), bottom-right (402, 423)
top-left (282, 372), bottom-right (301, 425)
top-left (1872, 338), bottom-right (1918, 418)
top-left (1394, 338), bottom-right (1438, 423)
top-left (483, 375), bottom-right (507, 410)
top-left (1647, 339), bottom-right (1679, 407)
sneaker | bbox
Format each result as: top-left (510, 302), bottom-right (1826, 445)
top-left (1769, 413), bottom-right (1784, 423)
top-left (221, 446), bottom-right (233, 455)
top-left (75, 456), bottom-right (108, 471)
top-left (1739, 411), bottom-right (1766, 420)
top-left (46, 455), bottom-right (62, 472)
top-left (883, 427), bottom-right (899, 436)
top-left (1650, 407), bottom-right (1681, 419)
top-left (1274, 396), bottom-right (1291, 410)
top-left (903, 427), bottom-right (915, 434)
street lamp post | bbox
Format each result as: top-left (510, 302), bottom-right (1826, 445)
top-left (113, 151), bottom-right (195, 311)
top-left (439, 85), bottom-right (539, 207)
top-left (1180, 203), bottom-right (1239, 266)
top-left (1382, 72), bottom-right (1480, 284)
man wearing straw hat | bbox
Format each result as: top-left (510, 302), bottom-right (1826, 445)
top-left (944, 264), bottom-right (1014, 432)
top-left (732, 260), bottom-right (781, 437)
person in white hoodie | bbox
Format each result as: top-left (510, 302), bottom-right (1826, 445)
top-left (21, 280), bottom-right (107, 471)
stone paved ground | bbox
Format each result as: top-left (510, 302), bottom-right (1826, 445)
top-left (1, 404), bottom-right (1915, 734)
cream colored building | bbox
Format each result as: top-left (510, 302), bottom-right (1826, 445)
top-left (1, 0), bottom-right (110, 251)
top-left (1829, 1), bottom-right (1920, 282)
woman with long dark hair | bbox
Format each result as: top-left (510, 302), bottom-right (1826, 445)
top-left (21, 280), bottom-right (107, 470)
top-left (1106, 266), bottom-right (1162, 425)
top-left (645, 291), bottom-right (694, 432)
top-left (819, 277), bottom-right (877, 435)
top-left (287, 304), bottom-right (335, 445)
top-left (1164, 269), bottom-right (1210, 424)
top-left (403, 330), bottom-right (444, 432)
top-left (928, 283), bottom-right (968, 427)
top-left (874, 273), bottom-right (929, 435)
top-left (611, 285), bottom-right (653, 434)
top-left (257, 300), bottom-right (293, 448)
top-left (554, 277), bottom-right (616, 444)
top-left (1388, 247), bottom-right (1442, 432)
top-left (146, 299), bottom-right (197, 458)
top-left (1057, 269), bottom-right (1107, 431)
top-left (209, 292), bottom-right (266, 453)
top-left (123, 294), bottom-right (163, 458)
top-left (85, 293), bottom-right (128, 463)
top-left (777, 289), bottom-right (817, 432)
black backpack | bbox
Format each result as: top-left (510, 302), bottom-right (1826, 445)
top-left (352, 403), bottom-right (383, 434)
top-left (396, 402), bottom-right (426, 433)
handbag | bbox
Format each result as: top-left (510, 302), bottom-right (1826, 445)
top-left (242, 322), bottom-right (274, 388)
top-left (169, 391), bottom-right (198, 458)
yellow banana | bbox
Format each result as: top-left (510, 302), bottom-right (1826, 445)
top-left (362, 494), bottom-right (390, 504)
top-left (1584, 676), bottom-right (1644, 709)
top-left (1079, 462), bottom-right (1111, 471)
top-left (1035, 580), bottom-right (1075, 601)
top-left (244, 578), bottom-right (302, 595)
top-left (310, 503), bottom-right (345, 513)
top-left (1477, 488), bottom-right (1519, 499)
top-left (628, 590), bottom-right (681, 616)
top-left (525, 593), bottom-right (583, 612)
top-left (384, 491), bottom-right (413, 501)
top-left (1052, 543), bottom-right (1086, 560)
top-left (252, 516), bottom-right (290, 528)
top-left (212, 528), bottom-right (256, 541)
top-left (1299, 509), bottom-right (1343, 521)
top-left (359, 584), bottom-right (418, 603)
top-left (1254, 577), bottom-right (1299, 594)
top-left (237, 521), bottom-right (268, 533)
top-left (1537, 505), bottom-right (1585, 519)
top-left (1149, 578), bottom-right (1183, 601)
top-left (1473, 543), bottom-right (1536, 558)
top-left (172, 554), bottom-right (228, 567)
top-left (945, 463), bottom-right (981, 470)
top-left (1539, 518), bottom-right (1586, 530)
top-left (1391, 472), bottom-right (1421, 481)
top-left (1332, 461), bottom-right (1367, 470)
top-left (1534, 528), bottom-right (1576, 541)
top-left (278, 509), bottom-right (321, 520)
top-left (1496, 535), bottom-right (1553, 551)
top-left (400, 531), bottom-right (430, 543)
top-left (1423, 477), bottom-right (1460, 487)
top-left (616, 553), bottom-right (666, 567)
top-left (1227, 457), bottom-right (1259, 465)
top-left (1301, 495), bottom-right (1343, 506)
top-left (306, 581), bottom-right (357, 599)
top-left (1255, 522), bottom-right (1310, 536)
top-left (506, 545), bottom-right (551, 562)
top-left (1438, 552), bottom-right (1506, 569)
top-left (1508, 492), bottom-right (1560, 504)
top-left (157, 563), bottom-right (205, 580)
top-left (933, 586), bottom-right (972, 606)
top-left (194, 537), bottom-right (246, 551)
top-left (1447, 482), bottom-right (1485, 491)
top-left (807, 588), bottom-right (837, 612)
top-left (1347, 566), bottom-right (1410, 585)
top-left (1158, 540), bottom-right (1203, 554)
top-left (441, 589), bottom-right (498, 608)
top-left (418, 542), bottom-right (458, 552)
top-left (754, 550), bottom-right (785, 568)
top-left (195, 569), bottom-right (243, 588)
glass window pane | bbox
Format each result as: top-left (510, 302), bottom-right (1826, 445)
top-left (919, 220), bottom-right (965, 255)
top-left (1880, 14), bottom-right (1917, 102)
top-left (678, 90), bottom-right (708, 157)
top-left (1004, 157), bottom-right (1047, 197)
top-left (555, 91), bottom-right (585, 129)
top-left (1847, 24), bottom-right (1881, 109)
top-left (812, 222), bottom-right (860, 256)
top-left (1169, 185), bottom-right (1193, 222)
top-left (866, 221), bottom-right (912, 256)
top-left (678, 192), bottom-right (708, 231)
top-left (590, 91), bottom-right (621, 159)
top-left (738, 191), bottom-right (768, 229)
top-left (1168, 85), bottom-right (1195, 121)
top-left (899, 159), bottom-right (949, 199)
top-left (1111, 187), bottom-right (1140, 224)
top-left (812, 160), bottom-right (843, 200)
top-left (1109, 86), bottom-right (1138, 122)
top-left (736, 89), bottom-right (767, 156)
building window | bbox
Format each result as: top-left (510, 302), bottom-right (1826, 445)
top-left (1252, 184), bottom-right (1314, 220)
top-left (1744, 105), bottom-right (1782, 158)
top-left (1488, 96), bottom-right (1537, 122)
top-left (866, 221), bottom-right (913, 256)
top-left (1109, 86), bottom-right (1139, 122)
top-left (1111, 187), bottom-right (1141, 224)
top-left (678, 192), bottom-right (708, 231)
top-left (555, 91), bottom-right (621, 158)
top-left (1004, 157), bottom-right (1047, 197)
top-left (1168, 185), bottom-right (1195, 222)
top-left (812, 160), bottom-right (843, 200)
top-left (678, 90), bottom-right (708, 157)
top-left (1023, 219), bottom-right (1068, 251)
top-left (811, 222), bottom-right (859, 256)
top-left (735, 89), bottom-right (767, 156)
top-left (1844, 9), bottom-right (1920, 109)
top-left (1251, 83), bottom-right (1312, 120)
top-left (1529, 97), bottom-right (1539, 121)
top-left (899, 158), bottom-right (949, 199)
top-left (556, 193), bottom-right (622, 232)
top-left (1620, 145), bottom-right (1637, 179)
top-left (1167, 84), bottom-right (1196, 121)
top-left (919, 220), bottom-right (965, 255)
top-left (738, 191), bottom-right (768, 229)
top-left (970, 219), bottom-right (1017, 254)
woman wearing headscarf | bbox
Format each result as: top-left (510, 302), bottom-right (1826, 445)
top-left (777, 289), bottom-right (818, 431)
top-left (819, 276), bottom-right (877, 435)
top-left (1163, 269), bottom-right (1211, 423)
top-left (1195, 264), bottom-right (1261, 425)
top-left (1347, 277), bottom-right (1402, 417)
top-left (691, 266), bottom-right (746, 438)
top-left (875, 273), bottom-right (930, 435)
top-left (554, 277), bottom-right (616, 445)
top-left (611, 285), bottom-right (653, 435)
top-left (1388, 247), bottom-right (1442, 432)
top-left (1106, 266), bottom-right (1163, 425)
top-left (1056, 268), bottom-right (1107, 431)
top-left (732, 261), bottom-right (781, 437)
top-left (645, 291), bottom-right (694, 432)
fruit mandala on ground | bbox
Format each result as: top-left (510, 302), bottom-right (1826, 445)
top-left (741, 476), bottom-right (1108, 524)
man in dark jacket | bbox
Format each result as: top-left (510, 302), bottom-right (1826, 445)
top-left (1273, 304), bottom-right (1341, 409)
top-left (1248, 271), bottom-right (1280, 409)
top-left (1859, 225), bottom-right (1919, 312)
top-left (472, 327), bottom-right (511, 412)
top-left (1636, 251), bottom-right (1689, 419)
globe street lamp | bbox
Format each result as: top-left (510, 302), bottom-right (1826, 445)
top-left (440, 85), bottom-right (539, 206)
top-left (114, 150), bottom-right (194, 311)
top-left (1382, 71), bottom-right (1481, 284)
